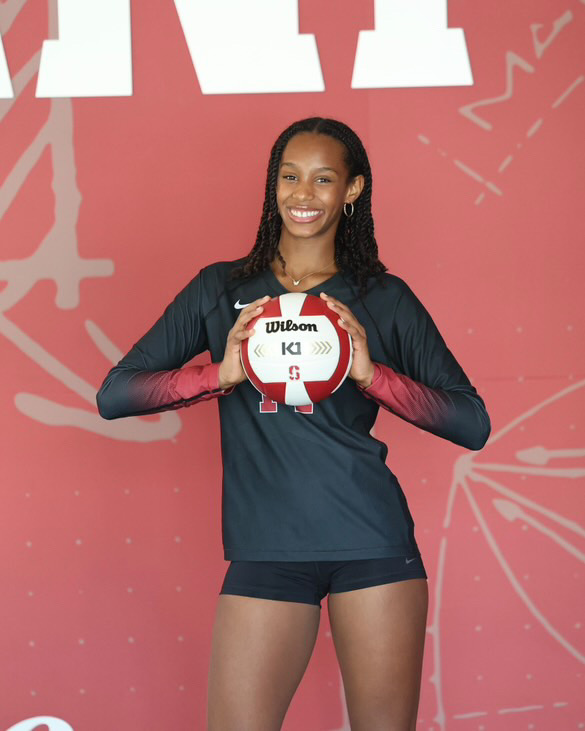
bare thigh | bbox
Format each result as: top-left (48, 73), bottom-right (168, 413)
top-left (207, 594), bottom-right (321, 731)
top-left (328, 578), bottom-right (428, 731)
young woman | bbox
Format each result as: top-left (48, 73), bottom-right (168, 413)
top-left (97, 117), bottom-right (491, 730)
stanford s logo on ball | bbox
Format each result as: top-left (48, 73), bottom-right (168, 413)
top-left (241, 293), bottom-right (352, 409)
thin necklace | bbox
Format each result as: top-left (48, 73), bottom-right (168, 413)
top-left (279, 252), bottom-right (335, 287)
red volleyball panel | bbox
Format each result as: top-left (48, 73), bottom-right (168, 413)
top-left (253, 296), bottom-right (282, 320)
top-left (240, 296), bottom-right (280, 394)
top-left (300, 293), bottom-right (353, 394)
top-left (263, 381), bottom-right (287, 404)
top-left (304, 379), bottom-right (337, 403)
top-left (299, 293), bottom-right (329, 316)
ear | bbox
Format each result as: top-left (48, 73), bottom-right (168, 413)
top-left (345, 174), bottom-right (365, 204)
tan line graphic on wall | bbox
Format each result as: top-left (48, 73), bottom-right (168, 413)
top-left (0, 0), bottom-right (182, 442)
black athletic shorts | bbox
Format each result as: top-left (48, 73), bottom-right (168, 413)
top-left (219, 555), bottom-right (427, 608)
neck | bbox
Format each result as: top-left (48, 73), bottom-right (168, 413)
top-left (276, 239), bottom-right (336, 276)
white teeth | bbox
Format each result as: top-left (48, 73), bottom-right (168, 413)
top-left (290, 209), bottom-right (321, 218)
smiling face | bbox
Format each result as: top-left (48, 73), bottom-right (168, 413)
top-left (275, 132), bottom-right (364, 245)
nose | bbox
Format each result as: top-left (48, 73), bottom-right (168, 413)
top-left (291, 179), bottom-right (313, 202)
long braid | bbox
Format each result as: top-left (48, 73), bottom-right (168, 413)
top-left (230, 117), bottom-right (387, 295)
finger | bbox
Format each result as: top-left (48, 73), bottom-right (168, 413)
top-left (338, 319), bottom-right (361, 336)
top-left (331, 302), bottom-right (353, 318)
top-left (337, 318), bottom-right (368, 341)
top-left (231, 326), bottom-right (254, 337)
top-left (328, 300), bottom-right (358, 325)
top-left (240, 295), bottom-right (271, 313)
top-left (235, 296), bottom-right (270, 323)
top-left (320, 293), bottom-right (357, 323)
top-left (233, 328), bottom-right (255, 341)
top-left (237, 304), bottom-right (265, 327)
top-left (322, 294), bottom-right (350, 315)
top-left (321, 292), bottom-right (341, 306)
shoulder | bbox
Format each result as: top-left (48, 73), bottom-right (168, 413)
top-left (171, 257), bottom-right (247, 311)
top-left (185, 257), bottom-right (248, 293)
top-left (357, 271), bottom-right (434, 333)
top-left (199, 257), bottom-right (247, 282)
top-left (360, 271), bottom-right (415, 306)
top-left (375, 272), bottom-right (411, 294)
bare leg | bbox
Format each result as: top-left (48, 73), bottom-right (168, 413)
top-left (327, 578), bottom-right (428, 731)
top-left (207, 594), bottom-right (321, 731)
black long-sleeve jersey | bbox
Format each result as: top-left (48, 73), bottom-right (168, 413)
top-left (96, 259), bottom-right (491, 561)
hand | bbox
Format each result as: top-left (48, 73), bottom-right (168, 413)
top-left (320, 292), bottom-right (376, 388)
top-left (218, 295), bottom-right (271, 389)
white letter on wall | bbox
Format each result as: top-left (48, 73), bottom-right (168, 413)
top-left (352, 0), bottom-right (472, 88)
top-left (36, 0), bottom-right (132, 97)
top-left (0, 30), bottom-right (14, 98)
top-left (174, 0), bottom-right (324, 94)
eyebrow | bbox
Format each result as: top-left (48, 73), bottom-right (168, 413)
top-left (279, 162), bottom-right (339, 174)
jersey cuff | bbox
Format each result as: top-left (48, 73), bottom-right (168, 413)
top-left (176, 362), bottom-right (235, 401)
top-left (207, 362), bottom-right (235, 395)
top-left (357, 362), bottom-right (384, 393)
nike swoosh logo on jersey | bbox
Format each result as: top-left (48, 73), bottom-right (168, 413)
top-left (405, 557), bottom-right (418, 564)
top-left (234, 300), bottom-right (251, 309)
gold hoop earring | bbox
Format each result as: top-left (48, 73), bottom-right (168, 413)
top-left (343, 202), bottom-right (354, 218)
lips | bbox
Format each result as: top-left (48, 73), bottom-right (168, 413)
top-left (287, 207), bottom-right (324, 223)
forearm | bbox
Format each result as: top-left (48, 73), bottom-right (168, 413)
top-left (358, 362), bottom-right (491, 450)
top-left (96, 362), bottom-right (233, 420)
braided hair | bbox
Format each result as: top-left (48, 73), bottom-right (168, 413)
top-left (229, 117), bottom-right (387, 295)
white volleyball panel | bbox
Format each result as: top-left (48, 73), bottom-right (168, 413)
top-left (352, 0), bottom-right (473, 88)
top-left (278, 291), bottom-right (307, 318)
top-left (174, 0), bottom-right (324, 94)
top-left (0, 32), bottom-right (14, 98)
top-left (36, 0), bottom-right (132, 97)
top-left (248, 316), bottom-right (340, 384)
top-left (283, 380), bottom-right (312, 407)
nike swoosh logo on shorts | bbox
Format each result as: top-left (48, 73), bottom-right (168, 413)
top-left (234, 300), bottom-right (251, 309)
top-left (405, 557), bottom-right (418, 564)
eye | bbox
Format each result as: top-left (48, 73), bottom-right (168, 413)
top-left (282, 174), bottom-right (297, 181)
top-left (316, 177), bottom-right (332, 183)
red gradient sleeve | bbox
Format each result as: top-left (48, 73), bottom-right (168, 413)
top-left (96, 270), bottom-right (233, 420)
top-left (358, 281), bottom-right (491, 451)
top-left (98, 362), bottom-right (233, 420)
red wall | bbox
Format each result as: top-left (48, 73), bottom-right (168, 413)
top-left (1, 1), bottom-right (583, 729)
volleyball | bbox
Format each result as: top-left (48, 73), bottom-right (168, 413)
top-left (240, 292), bottom-right (353, 406)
